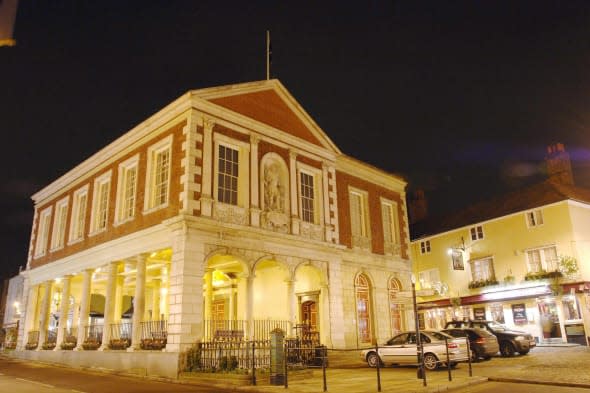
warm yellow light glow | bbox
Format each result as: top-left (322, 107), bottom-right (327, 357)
top-left (13, 301), bottom-right (19, 308)
top-left (212, 270), bottom-right (229, 287)
top-left (160, 287), bottom-right (168, 296)
top-left (55, 277), bottom-right (62, 284)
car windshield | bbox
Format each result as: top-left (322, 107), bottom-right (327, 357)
top-left (427, 331), bottom-right (452, 341)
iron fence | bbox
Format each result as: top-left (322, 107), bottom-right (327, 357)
top-left (2, 321), bottom-right (18, 349)
top-left (109, 322), bottom-right (132, 349)
top-left (140, 320), bottom-right (167, 350)
top-left (83, 324), bottom-right (103, 350)
top-left (25, 330), bottom-right (39, 350)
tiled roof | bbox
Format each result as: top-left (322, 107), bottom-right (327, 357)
top-left (411, 179), bottom-right (590, 239)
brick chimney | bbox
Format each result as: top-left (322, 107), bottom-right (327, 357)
top-left (545, 143), bottom-right (574, 186)
top-left (409, 189), bottom-right (428, 224)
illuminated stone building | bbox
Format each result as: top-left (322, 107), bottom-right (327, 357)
top-left (12, 80), bottom-right (411, 377)
top-left (411, 145), bottom-right (590, 346)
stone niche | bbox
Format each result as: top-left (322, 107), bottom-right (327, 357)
top-left (260, 153), bottom-right (290, 233)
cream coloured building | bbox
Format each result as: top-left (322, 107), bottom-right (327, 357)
top-left (411, 163), bottom-right (590, 346)
top-left (10, 80), bottom-right (412, 377)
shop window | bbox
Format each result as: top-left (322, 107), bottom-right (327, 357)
top-left (490, 303), bottom-right (505, 324)
top-left (563, 296), bottom-right (581, 321)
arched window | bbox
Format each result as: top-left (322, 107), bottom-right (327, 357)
top-left (355, 274), bottom-right (372, 344)
top-left (388, 278), bottom-right (405, 335)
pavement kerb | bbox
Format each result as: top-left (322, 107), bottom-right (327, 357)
top-left (488, 377), bottom-right (590, 390)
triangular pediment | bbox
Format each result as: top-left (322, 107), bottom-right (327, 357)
top-left (193, 80), bottom-right (341, 154)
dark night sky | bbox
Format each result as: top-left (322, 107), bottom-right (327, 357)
top-left (2, 1), bottom-right (590, 282)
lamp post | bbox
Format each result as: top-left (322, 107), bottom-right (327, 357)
top-left (411, 275), bottom-right (426, 386)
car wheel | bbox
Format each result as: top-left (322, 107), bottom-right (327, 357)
top-left (366, 352), bottom-right (382, 368)
top-left (482, 355), bottom-right (492, 360)
top-left (518, 350), bottom-right (530, 355)
top-left (500, 342), bottom-right (515, 357)
top-left (470, 348), bottom-right (480, 363)
top-left (423, 353), bottom-right (439, 371)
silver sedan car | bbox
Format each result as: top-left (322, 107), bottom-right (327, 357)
top-left (360, 331), bottom-right (469, 371)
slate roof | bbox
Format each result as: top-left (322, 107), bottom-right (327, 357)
top-left (411, 179), bottom-right (590, 240)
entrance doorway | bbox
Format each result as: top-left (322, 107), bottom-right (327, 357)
top-left (301, 300), bottom-right (317, 332)
top-left (538, 298), bottom-right (562, 340)
top-left (212, 299), bottom-right (226, 331)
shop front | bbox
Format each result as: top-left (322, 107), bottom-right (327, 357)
top-left (418, 282), bottom-right (590, 346)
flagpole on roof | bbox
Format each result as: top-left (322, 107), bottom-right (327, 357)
top-left (266, 30), bottom-right (271, 80)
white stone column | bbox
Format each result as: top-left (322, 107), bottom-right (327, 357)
top-left (55, 275), bottom-right (72, 350)
top-left (99, 262), bottom-right (118, 351)
top-left (75, 269), bottom-right (93, 351)
top-left (228, 280), bottom-right (235, 322)
top-left (250, 135), bottom-right (261, 227)
top-left (200, 118), bottom-right (214, 217)
top-left (245, 274), bottom-right (255, 339)
top-left (326, 259), bottom-right (345, 348)
top-left (322, 163), bottom-right (331, 242)
top-left (113, 275), bottom-right (124, 323)
top-left (130, 254), bottom-right (147, 351)
top-left (320, 283), bottom-right (333, 347)
top-left (152, 279), bottom-right (161, 321)
top-left (165, 223), bottom-right (206, 352)
top-left (204, 268), bottom-right (213, 321)
top-left (289, 151), bottom-right (300, 235)
top-left (18, 280), bottom-right (38, 350)
top-left (37, 281), bottom-right (52, 349)
top-left (286, 279), bottom-right (296, 336)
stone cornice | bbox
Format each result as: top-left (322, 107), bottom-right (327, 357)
top-left (336, 155), bottom-right (407, 192)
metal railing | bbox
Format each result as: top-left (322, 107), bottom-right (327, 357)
top-left (109, 322), bottom-right (132, 349)
top-left (60, 327), bottom-right (78, 349)
top-left (83, 324), bottom-right (103, 350)
top-left (41, 328), bottom-right (57, 350)
top-left (182, 339), bottom-right (272, 372)
top-left (253, 320), bottom-right (289, 340)
top-left (2, 321), bottom-right (19, 349)
top-left (203, 319), bottom-right (247, 341)
top-left (140, 320), bottom-right (167, 350)
top-left (25, 330), bottom-right (39, 350)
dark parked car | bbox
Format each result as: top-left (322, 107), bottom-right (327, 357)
top-left (444, 320), bottom-right (535, 357)
top-left (441, 327), bottom-right (499, 361)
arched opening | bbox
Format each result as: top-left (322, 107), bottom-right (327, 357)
top-left (355, 273), bottom-right (373, 344)
top-left (388, 277), bottom-right (405, 336)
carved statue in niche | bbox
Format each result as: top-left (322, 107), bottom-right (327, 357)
top-left (264, 162), bottom-right (285, 213)
top-left (261, 156), bottom-right (289, 233)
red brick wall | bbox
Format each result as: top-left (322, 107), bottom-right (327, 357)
top-left (30, 120), bottom-right (187, 269)
top-left (335, 170), bottom-right (407, 259)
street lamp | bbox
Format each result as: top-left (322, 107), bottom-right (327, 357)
top-left (411, 274), bottom-right (426, 385)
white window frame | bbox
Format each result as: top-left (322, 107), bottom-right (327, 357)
top-left (34, 207), bottom-right (53, 258)
top-left (144, 135), bottom-right (173, 213)
top-left (349, 187), bottom-right (370, 249)
top-left (526, 245), bottom-right (559, 273)
top-left (213, 134), bottom-right (250, 207)
top-left (50, 197), bottom-right (69, 251)
top-left (68, 185), bottom-right (89, 244)
top-left (470, 225), bottom-right (484, 241)
top-left (89, 170), bottom-right (112, 235)
top-left (115, 154), bottom-right (139, 225)
top-left (526, 209), bottom-right (544, 227)
top-left (469, 257), bottom-right (496, 282)
top-left (381, 198), bottom-right (400, 253)
top-left (297, 163), bottom-right (323, 225)
top-left (420, 240), bottom-right (431, 254)
top-left (418, 268), bottom-right (440, 289)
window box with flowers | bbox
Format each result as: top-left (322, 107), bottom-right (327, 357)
top-left (524, 270), bottom-right (562, 281)
top-left (468, 279), bottom-right (499, 289)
